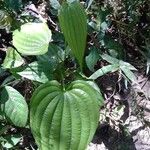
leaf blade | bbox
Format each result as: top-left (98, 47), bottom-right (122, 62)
top-left (0, 86), bottom-right (28, 127)
top-left (17, 61), bottom-right (52, 83)
top-left (13, 23), bottom-right (52, 56)
top-left (30, 80), bottom-right (103, 150)
top-left (2, 47), bottom-right (24, 69)
top-left (58, 1), bottom-right (87, 70)
top-left (89, 64), bottom-right (119, 80)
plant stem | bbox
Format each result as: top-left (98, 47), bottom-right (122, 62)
top-left (0, 125), bottom-right (10, 136)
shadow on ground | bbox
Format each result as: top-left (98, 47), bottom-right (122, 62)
top-left (92, 123), bottom-right (136, 150)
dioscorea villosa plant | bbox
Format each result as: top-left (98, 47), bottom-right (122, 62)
top-left (1, 1), bottom-right (104, 150)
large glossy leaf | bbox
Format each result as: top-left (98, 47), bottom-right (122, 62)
top-left (2, 47), bottom-right (24, 69)
top-left (58, 1), bottom-right (87, 70)
top-left (0, 86), bottom-right (28, 127)
top-left (17, 61), bottom-right (52, 83)
top-left (13, 23), bottom-right (52, 55)
top-left (30, 80), bottom-right (103, 150)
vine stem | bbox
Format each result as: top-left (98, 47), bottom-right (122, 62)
top-left (59, 41), bottom-right (68, 90)
top-left (60, 70), bottom-right (65, 91)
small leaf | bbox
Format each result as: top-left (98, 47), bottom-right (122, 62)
top-left (85, 0), bottom-right (94, 9)
top-left (0, 10), bottom-right (12, 29)
top-left (119, 61), bottom-right (137, 71)
top-left (0, 86), bottom-right (28, 127)
top-left (101, 54), bottom-right (137, 82)
top-left (102, 54), bottom-right (137, 71)
top-left (100, 22), bottom-right (108, 33)
top-left (17, 61), bottom-right (52, 83)
top-left (13, 23), bottom-right (52, 55)
top-left (101, 54), bottom-right (119, 64)
top-left (85, 48), bottom-right (100, 72)
top-left (2, 135), bottom-right (21, 149)
top-left (49, 0), bottom-right (60, 9)
top-left (2, 47), bottom-right (24, 69)
top-left (146, 58), bottom-right (150, 74)
top-left (89, 64), bottom-right (119, 80)
top-left (120, 66), bottom-right (137, 83)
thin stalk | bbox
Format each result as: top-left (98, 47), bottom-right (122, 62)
top-left (60, 70), bottom-right (65, 91)
top-left (59, 41), bottom-right (67, 90)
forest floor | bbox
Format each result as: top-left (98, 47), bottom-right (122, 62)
top-left (88, 61), bottom-right (150, 150)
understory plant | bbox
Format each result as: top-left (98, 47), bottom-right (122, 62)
top-left (0, 0), bottom-right (148, 149)
top-left (0, 1), bottom-right (104, 149)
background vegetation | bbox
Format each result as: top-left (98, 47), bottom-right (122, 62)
top-left (0, 0), bottom-right (150, 149)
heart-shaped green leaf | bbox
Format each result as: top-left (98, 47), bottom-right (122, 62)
top-left (30, 80), bottom-right (103, 150)
top-left (13, 23), bottom-right (52, 55)
top-left (0, 86), bottom-right (28, 127)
